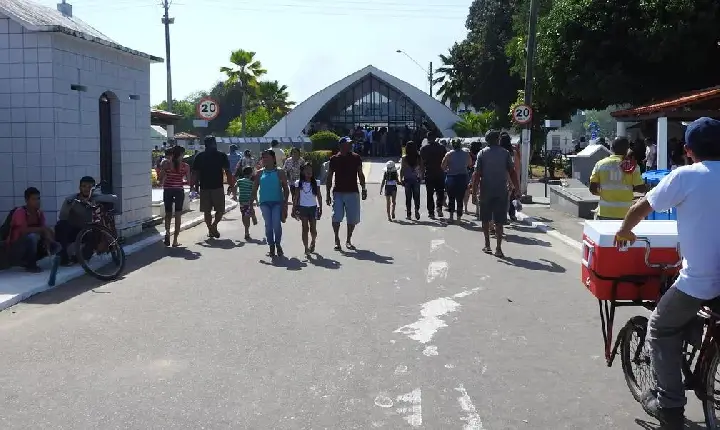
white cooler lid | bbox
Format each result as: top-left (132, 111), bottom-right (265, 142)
top-left (583, 220), bottom-right (678, 247)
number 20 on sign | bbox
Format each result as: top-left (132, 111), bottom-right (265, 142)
top-left (512, 104), bottom-right (533, 125)
top-left (196, 97), bottom-right (220, 121)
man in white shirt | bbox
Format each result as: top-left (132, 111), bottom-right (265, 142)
top-left (615, 117), bottom-right (720, 429)
top-left (645, 138), bottom-right (658, 171)
top-left (270, 139), bottom-right (286, 170)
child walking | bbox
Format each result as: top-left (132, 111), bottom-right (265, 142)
top-left (380, 160), bottom-right (399, 221)
top-left (236, 166), bottom-right (257, 240)
top-left (292, 163), bottom-right (322, 255)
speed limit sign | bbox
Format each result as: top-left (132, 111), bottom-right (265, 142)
top-left (196, 97), bottom-right (220, 121)
top-left (512, 104), bottom-right (533, 125)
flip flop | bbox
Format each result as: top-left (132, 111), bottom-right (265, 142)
top-left (172, 242), bottom-right (181, 248)
top-left (494, 249), bottom-right (505, 258)
top-left (334, 243), bottom-right (342, 251)
top-left (346, 243), bottom-right (356, 250)
top-left (482, 246), bottom-right (492, 254)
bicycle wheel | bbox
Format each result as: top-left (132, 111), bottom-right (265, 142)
top-left (620, 316), bottom-right (655, 402)
top-left (75, 224), bottom-right (126, 281)
top-left (702, 345), bottom-right (720, 428)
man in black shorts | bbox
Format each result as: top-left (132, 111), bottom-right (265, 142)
top-left (472, 130), bottom-right (520, 257)
top-left (192, 136), bottom-right (235, 238)
top-left (419, 130), bottom-right (447, 219)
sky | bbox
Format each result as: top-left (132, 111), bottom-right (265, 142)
top-left (36, 0), bottom-right (472, 107)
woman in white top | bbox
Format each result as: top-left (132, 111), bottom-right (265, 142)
top-left (292, 162), bottom-right (323, 255)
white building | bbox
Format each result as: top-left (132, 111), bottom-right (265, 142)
top-left (0, 0), bottom-right (163, 236)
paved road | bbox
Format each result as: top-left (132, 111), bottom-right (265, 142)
top-left (0, 194), bottom-right (707, 429)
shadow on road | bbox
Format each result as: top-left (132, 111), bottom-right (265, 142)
top-left (165, 246), bottom-right (202, 260)
top-left (306, 253), bottom-right (341, 270)
top-left (196, 239), bottom-right (244, 250)
top-left (498, 256), bottom-right (566, 273)
top-left (341, 248), bottom-right (394, 264)
top-left (504, 234), bottom-right (551, 247)
top-left (634, 417), bottom-right (705, 429)
top-left (259, 256), bottom-right (307, 271)
top-left (394, 219), bottom-right (444, 227)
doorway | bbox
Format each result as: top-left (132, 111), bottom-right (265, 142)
top-left (99, 92), bottom-right (113, 192)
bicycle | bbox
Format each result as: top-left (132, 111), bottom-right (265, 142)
top-left (71, 184), bottom-right (126, 281)
top-left (611, 237), bottom-right (720, 427)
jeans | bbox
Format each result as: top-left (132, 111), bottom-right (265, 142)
top-left (55, 220), bottom-right (82, 258)
top-left (10, 233), bottom-right (60, 267)
top-left (647, 286), bottom-right (705, 409)
top-left (445, 174), bottom-right (468, 217)
top-left (404, 181), bottom-right (420, 214)
top-left (259, 202), bottom-right (283, 245)
top-left (425, 174), bottom-right (446, 215)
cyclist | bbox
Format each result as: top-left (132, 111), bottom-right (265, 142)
top-left (615, 117), bottom-right (720, 429)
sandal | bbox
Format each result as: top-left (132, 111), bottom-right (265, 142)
top-left (494, 248), bottom-right (505, 258)
top-left (172, 241), bottom-right (181, 248)
top-left (334, 242), bottom-right (342, 251)
top-left (346, 243), bottom-right (356, 250)
top-left (482, 246), bottom-right (492, 254)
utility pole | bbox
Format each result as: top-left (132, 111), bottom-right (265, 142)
top-left (161, 0), bottom-right (175, 140)
top-left (520, 0), bottom-right (540, 202)
top-left (428, 61), bottom-right (433, 97)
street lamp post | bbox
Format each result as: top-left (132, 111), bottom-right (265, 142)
top-left (396, 50), bottom-right (433, 97)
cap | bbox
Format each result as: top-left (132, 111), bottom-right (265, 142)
top-left (338, 136), bottom-right (353, 144)
top-left (685, 117), bottom-right (720, 150)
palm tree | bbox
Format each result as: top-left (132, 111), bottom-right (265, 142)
top-left (256, 80), bottom-right (295, 118)
top-left (433, 52), bottom-right (465, 112)
top-left (220, 50), bottom-right (267, 137)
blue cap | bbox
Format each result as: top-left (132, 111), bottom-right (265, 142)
top-left (685, 117), bottom-right (720, 151)
top-left (338, 136), bottom-right (353, 144)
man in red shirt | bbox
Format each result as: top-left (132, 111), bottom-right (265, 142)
top-left (325, 136), bottom-right (367, 250)
top-left (8, 187), bottom-right (60, 272)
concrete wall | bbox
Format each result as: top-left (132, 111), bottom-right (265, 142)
top-left (0, 14), bottom-right (153, 236)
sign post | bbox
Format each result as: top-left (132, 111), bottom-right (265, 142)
top-left (512, 104), bottom-right (533, 202)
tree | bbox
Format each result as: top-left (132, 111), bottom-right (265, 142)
top-left (433, 50), bottom-right (466, 111)
top-left (220, 50), bottom-right (268, 137)
top-left (452, 111), bottom-right (500, 137)
top-left (153, 98), bottom-right (197, 134)
top-left (256, 80), bottom-right (295, 118)
top-left (226, 107), bottom-right (275, 137)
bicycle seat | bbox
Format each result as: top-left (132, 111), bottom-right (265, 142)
top-left (93, 193), bottom-right (118, 204)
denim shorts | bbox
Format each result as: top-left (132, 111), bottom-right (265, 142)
top-left (332, 192), bottom-right (361, 225)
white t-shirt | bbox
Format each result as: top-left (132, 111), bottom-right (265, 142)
top-left (272, 146), bottom-right (286, 169)
top-left (646, 161), bottom-right (720, 299)
top-left (294, 179), bottom-right (319, 207)
top-left (646, 144), bottom-right (657, 167)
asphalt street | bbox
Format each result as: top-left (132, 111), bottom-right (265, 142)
top-left (0, 192), bottom-right (707, 429)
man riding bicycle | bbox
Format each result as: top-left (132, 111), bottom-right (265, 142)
top-left (615, 117), bottom-right (720, 429)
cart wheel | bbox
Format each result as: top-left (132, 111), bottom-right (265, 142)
top-left (620, 316), bottom-right (655, 402)
top-left (702, 345), bottom-right (720, 429)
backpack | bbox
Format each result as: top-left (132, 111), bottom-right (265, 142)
top-left (0, 207), bottom-right (19, 242)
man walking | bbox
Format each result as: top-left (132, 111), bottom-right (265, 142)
top-left (192, 136), bottom-right (235, 238)
top-left (472, 130), bottom-right (520, 257)
top-left (589, 137), bottom-right (646, 220)
top-left (325, 136), bottom-right (367, 250)
top-left (227, 144), bottom-right (243, 197)
top-left (419, 130), bottom-right (447, 219)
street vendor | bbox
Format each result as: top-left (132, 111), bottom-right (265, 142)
top-left (588, 137), bottom-right (647, 220)
top-left (614, 117), bottom-right (720, 429)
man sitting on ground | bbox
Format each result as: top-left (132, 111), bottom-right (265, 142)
top-left (7, 187), bottom-right (60, 272)
top-left (56, 176), bottom-right (97, 265)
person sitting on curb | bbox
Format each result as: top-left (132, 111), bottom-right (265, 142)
top-left (56, 176), bottom-right (98, 266)
top-left (6, 187), bottom-right (60, 272)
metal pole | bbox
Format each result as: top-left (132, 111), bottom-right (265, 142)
top-left (428, 61), bottom-right (433, 97)
top-left (162, 0), bottom-right (174, 139)
top-left (520, 0), bottom-right (540, 202)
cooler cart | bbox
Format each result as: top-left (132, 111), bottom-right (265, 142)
top-left (583, 220), bottom-right (720, 427)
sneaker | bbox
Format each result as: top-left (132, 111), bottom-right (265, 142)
top-left (437, 210), bottom-right (444, 218)
top-left (415, 210), bottom-right (420, 220)
top-left (641, 391), bottom-right (684, 429)
top-left (406, 212), bottom-right (411, 220)
top-left (276, 245), bottom-right (284, 257)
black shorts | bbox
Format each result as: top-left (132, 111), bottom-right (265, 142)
top-left (163, 188), bottom-right (185, 214)
top-left (297, 206), bottom-right (317, 220)
top-left (384, 185), bottom-right (398, 197)
top-left (479, 195), bottom-right (509, 224)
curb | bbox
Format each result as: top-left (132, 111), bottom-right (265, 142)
top-left (0, 201), bottom-right (238, 312)
top-left (515, 211), bottom-right (583, 251)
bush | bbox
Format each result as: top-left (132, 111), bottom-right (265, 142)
top-left (310, 130), bottom-right (340, 151)
top-left (303, 150), bottom-right (333, 177)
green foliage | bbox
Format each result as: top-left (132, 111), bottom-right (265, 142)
top-left (303, 150), bottom-right (334, 177)
top-left (309, 130), bottom-right (340, 152)
top-left (452, 111), bottom-right (500, 137)
top-left (153, 99), bottom-right (196, 134)
top-left (226, 107), bottom-right (275, 137)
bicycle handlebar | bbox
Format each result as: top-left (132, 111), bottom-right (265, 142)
top-left (633, 236), bottom-right (682, 269)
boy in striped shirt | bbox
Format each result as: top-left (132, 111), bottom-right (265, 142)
top-left (236, 166), bottom-right (257, 240)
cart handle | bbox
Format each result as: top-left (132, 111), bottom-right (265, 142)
top-left (633, 236), bottom-right (682, 269)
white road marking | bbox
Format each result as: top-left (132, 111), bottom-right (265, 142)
top-left (422, 345), bottom-right (438, 356)
top-left (456, 384), bottom-right (484, 429)
top-left (374, 394), bottom-right (394, 408)
top-left (426, 261), bottom-right (449, 283)
top-left (445, 363), bottom-right (455, 369)
top-left (396, 388), bottom-right (422, 427)
top-left (453, 287), bottom-right (482, 298)
top-left (394, 365), bottom-right (409, 375)
top-left (394, 288), bottom-right (482, 344)
top-left (430, 239), bottom-right (445, 251)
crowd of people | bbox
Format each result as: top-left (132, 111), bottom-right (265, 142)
top-left (157, 130), bottom-right (522, 258)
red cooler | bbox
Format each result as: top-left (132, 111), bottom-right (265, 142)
top-left (582, 220), bottom-right (680, 301)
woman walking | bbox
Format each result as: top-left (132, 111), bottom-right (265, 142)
top-left (159, 146), bottom-right (190, 247)
top-left (465, 140), bottom-right (482, 214)
top-left (283, 147), bottom-right (304, 204)
top-left (252, 149), bottom-right (290, 257)
top-left (292, 162), bottom-right (322, 256)
top-left (399, 140), bottom-right (422, 220)
top-left (441, 139), bottom-right (473, 222)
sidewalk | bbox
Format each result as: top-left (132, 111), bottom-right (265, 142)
top-left (516, 183), bottom-right (586, 249)
top-left (0, 199), bottom-right (238, 312)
